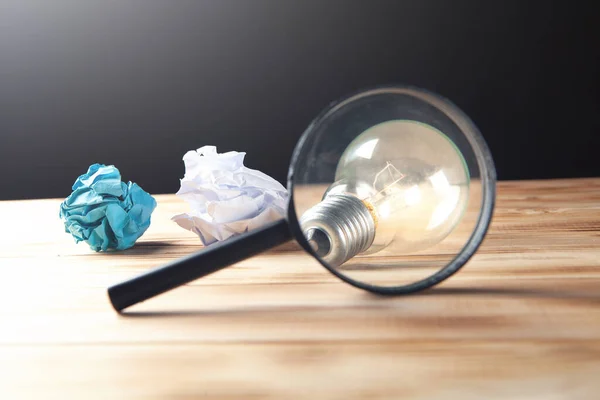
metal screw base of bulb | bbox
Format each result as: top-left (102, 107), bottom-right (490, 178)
top-left (299, 194), bottom-right (376, 267)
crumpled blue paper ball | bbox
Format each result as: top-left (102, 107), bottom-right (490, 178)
top-left (59, 164), bottom-right (157, 252)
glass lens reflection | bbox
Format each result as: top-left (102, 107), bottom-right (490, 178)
top-left (292, 88), bottom-right (487, 289)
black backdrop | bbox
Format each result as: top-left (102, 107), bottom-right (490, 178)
top-left (1, 0), bottom-right (598, 200)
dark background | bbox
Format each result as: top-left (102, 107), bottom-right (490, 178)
top-left (1, 0), bottom-right (598, 200)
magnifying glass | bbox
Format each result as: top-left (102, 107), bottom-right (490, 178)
top-left (108, 86), bottom-right (496, 312)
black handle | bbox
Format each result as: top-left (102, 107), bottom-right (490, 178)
top-left (108, 219), bottom-right (293, 312)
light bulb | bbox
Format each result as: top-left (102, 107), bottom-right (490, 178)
top-left (300, 120), bottom-right (470, 267)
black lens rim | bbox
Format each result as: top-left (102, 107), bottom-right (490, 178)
top-left (287, 85), bottom-right (496, 295)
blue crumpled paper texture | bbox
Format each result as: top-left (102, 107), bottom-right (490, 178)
top-left (59, 164), bottom-right (157, 252)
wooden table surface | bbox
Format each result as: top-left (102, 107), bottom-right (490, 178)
top-left (1, 179), bottom-right (599, 399)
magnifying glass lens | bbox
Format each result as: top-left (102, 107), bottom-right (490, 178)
top-left (291, 87), bottom-right (495, 291)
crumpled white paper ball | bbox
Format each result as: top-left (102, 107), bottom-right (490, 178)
top-left (172, 146), bottom-right (289, 245)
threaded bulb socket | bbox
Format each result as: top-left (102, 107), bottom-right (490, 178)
top-left (299, 194), bottom-right (376, 267)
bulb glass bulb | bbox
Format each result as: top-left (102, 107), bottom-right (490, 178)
top-left (326, 120), bottom-right (469, 256)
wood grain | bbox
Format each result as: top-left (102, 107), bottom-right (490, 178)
top-left (1, 178), bottom-right (599, 399)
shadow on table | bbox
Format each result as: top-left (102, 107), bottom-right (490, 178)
top-left (102, 240), bottom-right (201, 256)
top-left (412, 286), bottom-right (600, 303)
top-left (120, 303), bottom-right (380, 318)
top-left (119, 285), bottom-right (600, 318)
top-left (101, 239), bottom-right (301, 257)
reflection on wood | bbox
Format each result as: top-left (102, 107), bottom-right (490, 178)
top-left (0, 179), bottom-right (600, 399)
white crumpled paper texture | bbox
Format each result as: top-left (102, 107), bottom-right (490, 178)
top-left (172, 146), bottom-right (288, 245)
